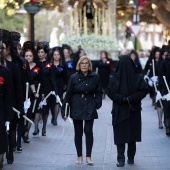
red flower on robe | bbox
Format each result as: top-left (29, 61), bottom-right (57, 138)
top-left (45, 62), bottom-right (52, 69)
top-left (23, 63), bottom-right (27, 70)
top-left (33, 67), bottom-right (40, 74)
top-left (0, 77), bottom-right (4, 85)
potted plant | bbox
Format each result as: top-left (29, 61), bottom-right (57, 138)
top-left (24, 0), bottom-right (43, 14)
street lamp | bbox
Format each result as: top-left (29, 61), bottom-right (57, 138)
top-left (24, 2), bottom-right (42, 43)
top-left (129, 0), bottom-right (139, 50)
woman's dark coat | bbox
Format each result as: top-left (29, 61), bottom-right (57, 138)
top-left (97, 59), bottom-right (111, 89)
top-left (0, 66), bottom-right (12, 154)
top-left (61, 71), bottom-right (102, 120)
top-left (107, 56), bottom-right (148, 145)
top-left (53, 64), bottom-right (67, 99)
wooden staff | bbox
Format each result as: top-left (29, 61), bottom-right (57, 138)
top-left (12, 107), bottom-right (33, 124)
top-left (163, 76), bottom-right (170, 93)
top-left (32, 83), bottom-right (41, 113)
top-left (62, 103), bottom-right (68, 138)
top-left (25, 82), bottom-right (29, 101)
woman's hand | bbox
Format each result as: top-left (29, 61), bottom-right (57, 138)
top-left (63, 116), bottom-right (67, 121)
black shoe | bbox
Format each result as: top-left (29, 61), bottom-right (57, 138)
top-left (116, 161), bottom-right (125, 167)
top-left (159, 122), bottom-right (163, 129)
top-left (22, 136), bottom-right (30, 143)
top-left (42, 129), bottom-right (46, 136)
top-left (7, 152), bottom-right (14, 164)
top-left (127, 159), bottom-right (134, 164)
top-left (166, 128), bottom-right (170, 136)
top-left (32, 129), bottom-right (39, 136)
top-left (17, 147), bottom-right (22, 152)
top-left (16, 143), bottom-right (22, 152)
top-left (13, 148), bottom-right (16, 152)
top-left (53, 119), bottom-right (57, 126)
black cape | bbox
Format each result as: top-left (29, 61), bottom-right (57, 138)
top-left (108, 56), bottom-right (148, 144)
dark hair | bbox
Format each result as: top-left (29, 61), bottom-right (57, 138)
top-left (23, 41), bottom-right (40, 66)
top-left (51, 46), bottom-right (65, 66)
top-left (37, 41), bottom-right (49, 61)
top-left (37, 45), bottom-right (49, 54)
top-left (100, 50), bottom-right (108, 59)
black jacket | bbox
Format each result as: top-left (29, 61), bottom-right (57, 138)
top-left (61, 71), bottom-right (102, 120)
top-left (0, 66), bottom-right (12, 154)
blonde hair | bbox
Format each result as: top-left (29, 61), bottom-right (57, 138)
top-left (76, 56), bottom-right (92, 71)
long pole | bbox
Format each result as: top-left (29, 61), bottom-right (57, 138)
top-left (30, 14), bottom-right (35, 43)
top-left (134, 0), bottom-right (138, 50)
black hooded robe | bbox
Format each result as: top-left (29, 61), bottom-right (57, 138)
top-left (108, 56), bottom-right (148, 145)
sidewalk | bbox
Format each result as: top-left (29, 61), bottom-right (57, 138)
top-left (4, 95), bottom-right (170, 170)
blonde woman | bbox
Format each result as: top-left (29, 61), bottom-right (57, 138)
top-left (61, 56), bottom-right (102, 165)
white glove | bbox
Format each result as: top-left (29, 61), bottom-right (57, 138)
top-left (5, 121), bottom-right (10, 131)
top-left (151, 76), bottom-right (158, 84)
top-left (24, 98), bottom-right (31, 113)
top-left (156, 91), bottom-right (162, 102)
top-left (38, 100), bottom-right (47, 109)
top-left (163, 93), bottom-right (170, 101)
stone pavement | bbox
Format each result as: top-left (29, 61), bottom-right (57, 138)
top-left (4, 95), bottom-right (170, 170)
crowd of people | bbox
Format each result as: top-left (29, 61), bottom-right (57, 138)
top-left (0, 28), bottom-right (115, 168)
top-left (0, 27), bottom-right (170, 168)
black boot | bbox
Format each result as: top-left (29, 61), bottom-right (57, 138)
top-left (127, 159), bottom-right (134, 164)
top-left (116, 161), bottom-right (125, 167)
top-left (7, 151), bottom-right (14, 164)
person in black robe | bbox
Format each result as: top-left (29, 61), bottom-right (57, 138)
top-left (144, 47), bottom-right (160, 105)
top-left (51, 47), bottom-right (67, 125)
top-left (129, 50), bottom-right (143, 74)
top-left (96, 50), bottom-right (112, 99)
top-left (156, 48), bottom-right (168, 129)
top-left (0, 29), bottom-right (24, 163)
top-left (159, 52), bottom-right (170, 136)
top-left (0, 39), bottom-right (12, 169)
top-left (107, 56), bottom-right (148, 167)
top-left (63, 45), bottom-right (76, 84)
top-left (73, 48), bottom-right (86, 66)
top-left (36, 41), bottom-right (58, 136)
top-left (22, 41), bottom-right (42, 140)
top-left (9, 32), bottom-right (37, 151)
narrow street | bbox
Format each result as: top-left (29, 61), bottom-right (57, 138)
top-left (4, 95), bottom-right (170, 170)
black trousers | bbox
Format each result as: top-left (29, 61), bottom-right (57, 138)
top-left (116, 142), bottom-right (136, 162)
top-left (73, 119), bottom-right (94, 157)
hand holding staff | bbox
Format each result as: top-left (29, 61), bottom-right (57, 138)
top-left (163, 76), bottom-right (170, 101)
top-left (152, 59), bottom-right (163, 108)
top-left (38, 91), bottom-right (53, 109)
top-left (144, 69), bottom-right (150, 81)
top-left (32, 83), bottom-right (41, 113)
top-left (12, 107), bottom-right (33, 124)
top-left (56, 95), bottom-right (62, 107)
